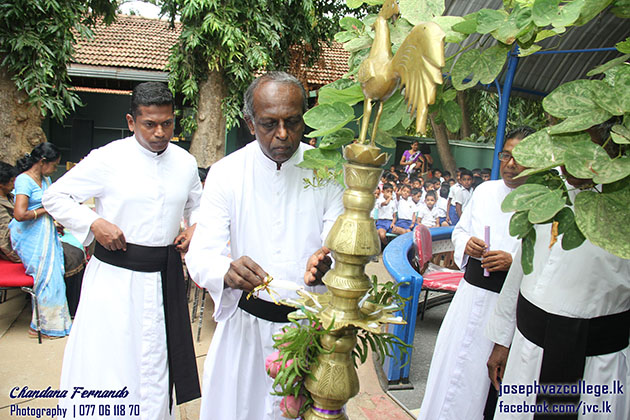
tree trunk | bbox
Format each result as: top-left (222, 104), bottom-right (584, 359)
top-left (457, 90), bottom-right (472, 139)
top-left (430, 113), bottom-right (456, 175)
top-left (189, 70), bottom-right (227, 168)
top-left (0, 64), bottom-right (46, 164)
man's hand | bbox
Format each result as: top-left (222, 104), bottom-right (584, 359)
top-left (174, 224), bottom-right (196, 253)
top-left (304, 247), bottom-right (332, 286)
top-left (465, 236), bottom-right (487, 258)
top-left (487, 344), bottom-right (510, 391)
top-left (91, 218), bottom-right (126, 251)
top-left (482, 250), bottom-right (512, 272)
top-left (224, 256), bottom-right (267, 292)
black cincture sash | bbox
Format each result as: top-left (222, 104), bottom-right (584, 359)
top-left (516, 293), bottom-right (630, 419)
top-left (464, 257), bottom-right (508, 294)
top-left (94, 242), bottom-right (201, 411)
top-left (238, 292), bottom-right (294, 323)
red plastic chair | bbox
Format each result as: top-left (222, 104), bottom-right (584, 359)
top-left (0, 259), bottom-right (42, 343)
top-left (413, 225), bottom-right (464, 320)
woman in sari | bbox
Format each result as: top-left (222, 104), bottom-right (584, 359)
top-left (400, 140), bottom-right (425, 174)
top-left (9, 143), bottom-right (71, 338)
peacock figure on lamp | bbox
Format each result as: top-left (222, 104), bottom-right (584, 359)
top-left (274, 2), bottom-right (445, 419)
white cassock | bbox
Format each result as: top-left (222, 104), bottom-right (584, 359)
top-left (43, 137), bottom-right (201, 420)
top-left (185, 141), bottom-right (344, 420)
top-left (487, 220), bottom-right (630, 419)
top-left (418, 180), bottom-right (520, 420)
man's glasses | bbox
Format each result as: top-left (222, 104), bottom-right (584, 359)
top-left (497, 151), bottom-right (514, 162)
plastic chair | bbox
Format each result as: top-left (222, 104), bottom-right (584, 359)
top-left (0, 259), bottom-right (42, 343)
top-left (413, 225), bottom-right (464, 320)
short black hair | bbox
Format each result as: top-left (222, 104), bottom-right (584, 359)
top-left (439, 184), bottom-right (450, 198)
top-left (382, 183), bottom-right (394, 191)
top-left (198, 167), bottom-right (209, 183)
top-left (385, 173), bottom-right (397, 182)
top-left (506, 126), bottom-right (536, 141)
top-left (472, 175), bottom-right (484, 189)
top-left (443, 170), bottom-right (451, 178)
top-left (481, 168), bottom-right (491, 176)
top-left (429, 177), bottom-right (440, 185)
top-left (130, 82), bottom-right (174, 119)
top-left (460, 169), bottom-right (473, 179)
top-left (425, 190), bottom-right (437, 200)
top-left (411, 188), bottom-right (422, 196)
top-left (0, 161), bottom-right (16, 184)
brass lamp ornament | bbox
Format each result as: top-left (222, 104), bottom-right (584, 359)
top-left (357, 0), bottom-right (445, 144)
top-left (283, 2), bottom-right (445, 418)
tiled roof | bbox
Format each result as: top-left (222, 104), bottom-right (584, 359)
top-left (301, 42), bottom-right (350, 87)
top-left (72, 15), bottom-right (180, 71)
top-left (69, 86), bottom-right (132, 95)
top-left (71, 15), bottom-right (350, 88)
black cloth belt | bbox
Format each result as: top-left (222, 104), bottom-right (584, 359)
top-left (94, 242), bottom-right (201, 411)
top-left (463, 257), bottom-right (508, 294)
top-left (238, 292), bottom-right (295, 323)
top-left (516, 293), bottom-right (630, 420)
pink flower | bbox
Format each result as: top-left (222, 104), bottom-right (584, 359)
top-left (280, 394), bottom-right (306, 418)
top-left (265, 351), bottom-right (294, 379)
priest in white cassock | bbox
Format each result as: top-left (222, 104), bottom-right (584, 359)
top-left (185, 71), bottom-right (344, 420)
top-left (43, 82), bottom-right (202, 420)
top-left (418, 127), bottom-right (535, 420)
top-left (486, 124), bottom-right (630, 420)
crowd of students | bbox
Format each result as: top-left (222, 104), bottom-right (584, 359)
top-left (373, 165), bottom-right (492, 247)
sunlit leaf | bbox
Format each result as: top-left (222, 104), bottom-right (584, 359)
top-left (512, 130), bottom-right (589, 169)
top-left (318, 82), bottom-right (365, 106)
top-left (433, 16), bottom-right (467, 44)
top-left (509, 211), bottom-right (533, 239)
top-left (442, 100), bottom-right (462, 133)
top-left (502, 183), bottom-right (556, 212)
top-left (527, 189), bottom-right (565, 223)
top-left (319, 128), bottom-right (355, 150)
top-left (374, 130), bottom-right (397, 148)
top-left (586, 54), bottom-right (630, 76)
top-left (304, 103), bottom-right (355, 138)
top-left (611, 124), bottom-right (630, 144)
top-left (399, 0), bottom-right (445, 25)
top-left (476, 9), bottom-right (509, 34)
top-left (575, 187), bottom-right (630, 258)
top-left (617, 37), bottom-right (630, 53)
top-left (451, 45), bottom-right (509, 90)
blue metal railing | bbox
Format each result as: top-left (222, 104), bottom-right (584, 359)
top-left (382, 226), bottom-right (454, 384)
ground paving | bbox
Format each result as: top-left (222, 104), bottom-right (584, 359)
top-left (1, 258), bottom-right (451, 420)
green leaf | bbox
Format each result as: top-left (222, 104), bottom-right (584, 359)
top-left (616, 37), bottom-right (630, 53)
top-left (533, 0), bottom-right (584, 27)
top-left (611, 124), bottom-right (630, 144)
top-left (390, 18), bottom-right (415, 47)
top-left (344, 36), bottom-right (373, 53)
top-left (543, 80), bottom-right (612, 134)
top-left (374, 130), bottom-right (397, 148)
top-left (433, 16), bottom-right (467, 44)
top-left (518, 44), bottom-right (542, 57)
top-left (512, 130), bottom-right (589, 169)
top-left (575, 187), bottom-right (630, 259)
top-left (340, 17), bottom-right (364, 31)
top-left (297, 148), bottom-right (345, 169)
top-left (563, 139), bottom-right (630, 183)
top-left (399, 0), bottom-right (445, 25)
top-left (346, 0), bottom-right (364, 8)
top-left (502, 183), bottom-right (557, 212)
top-left (442, 100), bottom-right (462, 133)
top-left (442, 89), bottom-right (457, 102)
top-left (318, 82), bottom-right (365, 106)
top-left (527, 189), bottom-right (566, 223)
top-left (319, 128), bottom-right (356, 150)
top-left (509, 211), bottom-right (533, 239)
top-left (377, 91), bottom-right (406, 131)
top-left (451, 13), bottom-right (478, 34)
top-left (303, 103), bottom-right (355, 138)
top-left (574, 0), bottom-right (612, 26)
top-left (586, 54), bottom-right (630, 76)
top-left (554, 207), bottom-right (575, 235)
top-left (451, 45), bottom-right (509, 90)
top-left (561, 219), bottom-right (586, 250)
top-left (521, 228), bottom-right (536, 275)
top-left (611, 0), bottom-right (630, 18)
top-left (534, 28), bottom-right (565, 43)
top-left (335, 30), bottom-right (358, 43)
top-left (476, 9), bottom-right (509, 34)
